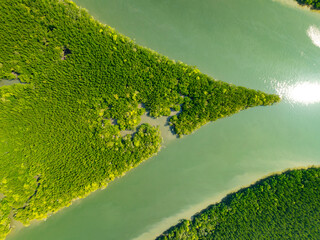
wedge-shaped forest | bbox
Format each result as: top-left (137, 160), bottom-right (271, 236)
top-left (0, 0), bottom-right (280, 239)
top-left (157, 167), bottom-right (320, 240)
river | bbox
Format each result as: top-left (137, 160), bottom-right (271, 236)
top-left (8, 0), bottom-right (320, 239)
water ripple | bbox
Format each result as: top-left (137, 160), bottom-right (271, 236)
top-left (307, 25), bottom-right (320, 48)
top-left (273, 80), bottom-right (320, 105)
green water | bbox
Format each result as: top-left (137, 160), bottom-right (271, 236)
top-left (8, 0), bottom-right (320, 239)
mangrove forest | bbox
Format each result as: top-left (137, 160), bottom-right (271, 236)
top-left (0, 0), bottom-right (280, 239)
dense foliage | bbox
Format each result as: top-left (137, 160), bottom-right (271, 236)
top-left (296, 0), bottom-right (320, 9)
top-left (157, 168), bottom-right (320, 240)
top-left (0, 0), bottom-right (279, 239)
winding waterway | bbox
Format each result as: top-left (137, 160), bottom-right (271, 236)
top-left (8, 0), bottom-right (320, 239)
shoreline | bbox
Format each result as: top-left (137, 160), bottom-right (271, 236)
top-left (8, 158), bottom-right (317, 240)
top-left (6, 117), bottom-right (175, 239)
top-left (7, 105), bottom-right (283, 239)
top-left (134, 164), bottom-right (319, 240)
top-left (276, 0), bottom-right (320, 13)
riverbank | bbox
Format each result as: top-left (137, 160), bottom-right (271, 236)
top-left (156, 166), bottom-right (320, 239)
top-left (295, 0), bottom-right (320, 11)
top-left (130, 163), bottom-right (317, 240)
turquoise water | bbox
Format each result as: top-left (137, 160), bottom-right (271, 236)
top-left (8, 0), bottom-right (320, 239)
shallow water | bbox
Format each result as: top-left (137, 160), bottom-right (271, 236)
top-left (120, 112), bottom-right (178, 142)
top-left (8, 0), bottom-right (320, 239)
top-left (0, 79), bottom-right (21, 87)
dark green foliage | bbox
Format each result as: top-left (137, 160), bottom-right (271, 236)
top-left (157, 168), bottom-right (320, 240)
top-left (296, 0), bottom-right (320, 9)
top-left (0, 0), bottom-right (279, 239)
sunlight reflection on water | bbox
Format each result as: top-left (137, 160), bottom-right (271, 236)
top-left (270, 25), bottom-right (320, 105)
top-left (273, 81), bottom-right (320, 105)
top-left (307, 25), bottom-right (320, 48)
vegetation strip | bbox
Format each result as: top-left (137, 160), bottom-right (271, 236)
top-left (156, 167), bottom-right (320, 240)
top-left (0, 0), bottom-right (279, 239)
